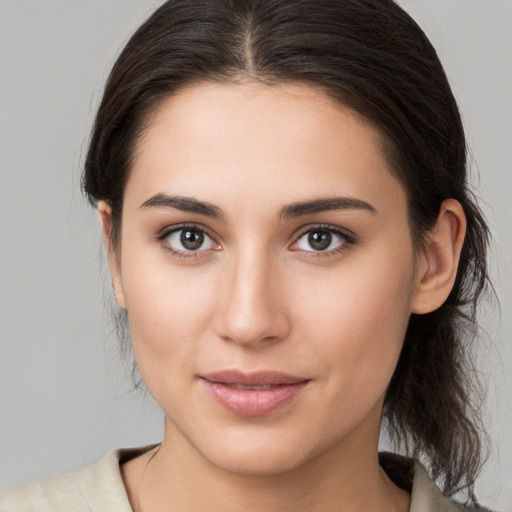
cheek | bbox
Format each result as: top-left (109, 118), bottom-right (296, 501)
top-left (294, 250), bottom-right (415, 394)
top-left (127, 278), bottom-right (212, 346)
top-left (119, 252), bottom-right (217, 387)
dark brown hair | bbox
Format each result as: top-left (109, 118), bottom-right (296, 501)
top-left (83, 0), bottom-right (490, 501)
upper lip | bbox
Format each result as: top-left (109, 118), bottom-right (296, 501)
top-left (201, 370), bottom-right (309, 386)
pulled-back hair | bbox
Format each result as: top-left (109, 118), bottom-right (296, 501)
top-left (82, 0), bottom-right (490, 501)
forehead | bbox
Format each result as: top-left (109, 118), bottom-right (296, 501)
top-left (126, 81), bottom-right (405, 215)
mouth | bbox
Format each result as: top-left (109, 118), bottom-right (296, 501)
top-left (220, 383), bottom-right (283, 390)
top-left (200, 370), bottom-right (310, 417)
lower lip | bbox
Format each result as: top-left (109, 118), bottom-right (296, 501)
top-left (202, 380), bottom-right (309, 417)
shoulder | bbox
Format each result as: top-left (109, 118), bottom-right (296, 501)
top-left (0, 445), bottom-right (157, 512)
top-left (411, 463), bottom-right (496, 512)
top-left (379, 452), bottom-right (496, 512)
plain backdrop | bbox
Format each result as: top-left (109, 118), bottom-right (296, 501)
top-left (0, 1), bottom-right (510, 509)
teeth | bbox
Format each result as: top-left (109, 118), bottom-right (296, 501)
top-left (226, 384), bottom-right (278, 390)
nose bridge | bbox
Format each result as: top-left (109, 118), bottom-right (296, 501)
top-left (215, 244), bottom-right (288, 346)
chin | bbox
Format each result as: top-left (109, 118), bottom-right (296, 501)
top-left (188, 427), bottom-right (324, 477)
top-left (209, 447), bottom-right (309, 476)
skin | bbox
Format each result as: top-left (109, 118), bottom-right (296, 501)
top-left (100, 81), bottom-right (466, 512)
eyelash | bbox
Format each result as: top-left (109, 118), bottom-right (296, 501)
top-left (156, 223), bottom-right (356, 259)
top-left (291, 224), bottom-right (356, 258)
top-left (156, 223), bottom-right (219, 260)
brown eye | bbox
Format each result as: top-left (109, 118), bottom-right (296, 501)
top-left (308, 231), bottom-right (332, 251)
top-left (165, 227), bottom-right (216, 252)
top-left (181, 229), bottom-right (204, 250)
top-left (294, 227), bottom-right (349, 252)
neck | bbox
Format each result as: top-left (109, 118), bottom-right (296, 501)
top-left (135, 418), bottom-right (410, 512)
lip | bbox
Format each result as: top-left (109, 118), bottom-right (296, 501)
top-left (201, 370), bottom-right (310, 417)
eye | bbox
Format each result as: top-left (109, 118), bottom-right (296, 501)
top-left (163, 227), bottom-right (218, 253)
top-left (293, 227), bottom-right (352, 252)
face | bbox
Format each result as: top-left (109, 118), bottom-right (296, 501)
top-left (106, 82), bottom-right (424, 475)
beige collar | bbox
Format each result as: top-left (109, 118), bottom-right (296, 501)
top-left (0, 445), bottom-right (472, 511)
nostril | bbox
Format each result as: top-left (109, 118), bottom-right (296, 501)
top-left (215, 311), bottom-right (290, 347)
top-left (212, 262), bottom-right (291, 346)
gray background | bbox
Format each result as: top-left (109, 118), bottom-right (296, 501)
top-left (0, 1), bottom-right (510, 509)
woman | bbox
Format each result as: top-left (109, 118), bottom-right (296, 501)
top-left (0, 0), bottom-right (496, 510)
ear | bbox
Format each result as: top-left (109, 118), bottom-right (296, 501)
top-left (98, 201), bottom-right (126, 310)
top-left (411, 199), bottom-right (466, 314)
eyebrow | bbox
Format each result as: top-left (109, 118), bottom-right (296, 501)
top-left (279, 197), bottom-right (376, 218)
top-left (139, 194), bottom-right (224, 220)
top-left (139, 193), bottom-right (376, 220)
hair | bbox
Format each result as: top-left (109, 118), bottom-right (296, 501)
top-left (82, 0), bottom-right (491, 502)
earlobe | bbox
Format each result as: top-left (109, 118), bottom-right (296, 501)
top-left (411, 199), bottom-right (466, 315)
top-left (98, 201), bottom-right (127, 310)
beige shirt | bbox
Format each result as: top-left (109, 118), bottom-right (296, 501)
top-left (0, 446), bottom-right (469, 511)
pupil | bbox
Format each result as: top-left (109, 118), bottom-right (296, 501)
top-left (181, 230), bottom-right (204, 250)
top-left (308, 231), bottom-right (331, 251)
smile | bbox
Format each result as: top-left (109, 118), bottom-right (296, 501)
top-left (201, 371), bottom-right (310, 417)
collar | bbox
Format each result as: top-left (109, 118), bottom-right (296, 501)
top-left (380, 451), bottom-right (464, 512)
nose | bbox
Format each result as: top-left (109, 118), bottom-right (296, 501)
top-left (213, 250), bottom-right (291, 348)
